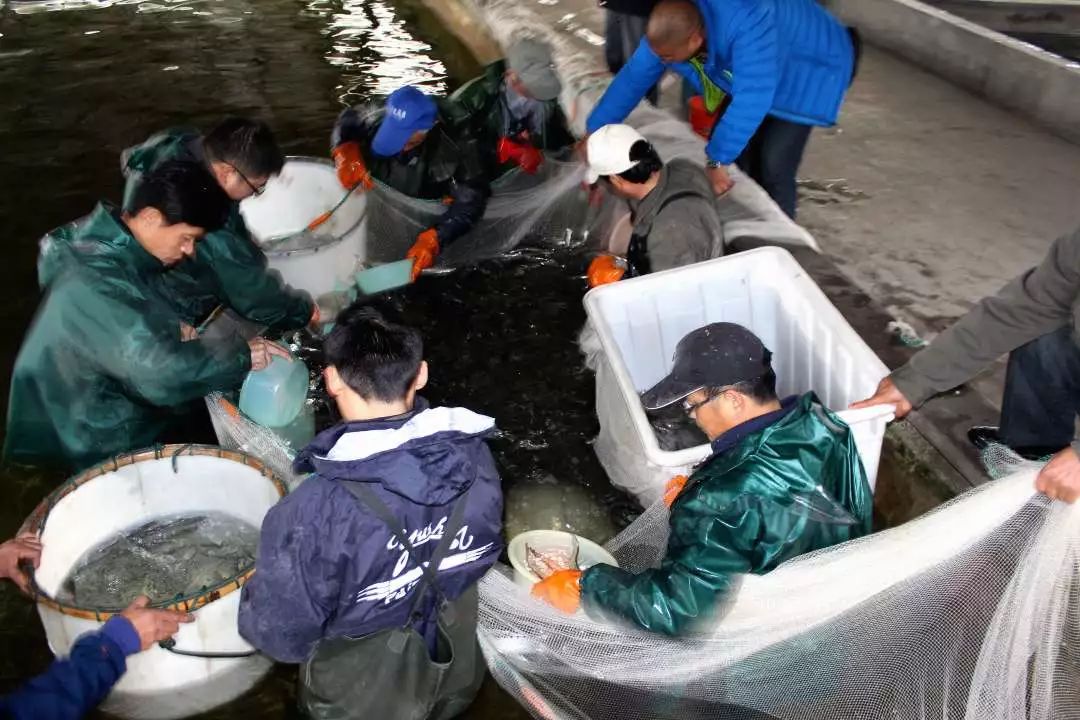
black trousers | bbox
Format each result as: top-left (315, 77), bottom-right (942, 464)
top-left (1000, 325), bottom-right (1080, 452)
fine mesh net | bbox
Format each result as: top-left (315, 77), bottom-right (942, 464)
top-left (206, 392), bottom-right (305, 490)
top-left (361, 156), bottom-right (596, 268)
top-left (476, 456), bottom-right (1080, 720)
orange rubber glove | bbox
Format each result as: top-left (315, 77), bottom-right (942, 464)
top-left (497, 136), bottom-right (543, 175)
top-left (531, 569), bottom-right (582, 614)
top-left (406, 228), bottom-right (440, 281)
top-left (332, 141), bottom-right (374, 191)
top-left (587, 255), bottom-right (627, 288)
top-left (663, 474), bottom-right (689, 508)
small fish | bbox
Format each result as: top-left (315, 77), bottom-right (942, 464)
top-left (526, 543), bottom-right (580, 580)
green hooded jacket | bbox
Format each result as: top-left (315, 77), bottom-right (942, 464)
top-left (448, 59), bottom-right (575, 177)
top-left (121, 128), bottom-right (314, 331)
top-left (5, 203), bottom-right (251, 471)
top-left (580, 393), bottom-right (872, 635)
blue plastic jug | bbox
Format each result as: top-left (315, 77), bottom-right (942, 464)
top-left (239, 355), bottom-right (310, 428)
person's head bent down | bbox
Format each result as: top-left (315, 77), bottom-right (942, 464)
top-left (372, 86), bottom-right (439, 158)
top-left (505, 38), bottom-right (562, 102)
top-left (122, 160), bottom-right (231, 267)
top-left (646, 0), bottom-right (706, 64)
top-left (586, 124), bottom-right (665, 201)
top-left (202, 117), bottom-right (285, 201)
top-left (642, 322), bottom-right (782, 440)
top-left (322, 304), bottom-right (430, 421)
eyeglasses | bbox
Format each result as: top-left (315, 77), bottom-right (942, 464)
top-left (227, 163), bottom-right (266, 197)
top-left (682, 388), bottom-right (727, 416)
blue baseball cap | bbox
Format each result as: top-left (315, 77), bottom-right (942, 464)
top-left (372, 86), bottom-right (438, 157)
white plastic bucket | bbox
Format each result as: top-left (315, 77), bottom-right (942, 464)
top-left (507, 530), bottom-right (618, 588)
top-left (240, 156), bottom-right (368, 300)
top-left (584, 247), bottom-right (895, 507)
top-left (21, 446), bottom-right (287, 720)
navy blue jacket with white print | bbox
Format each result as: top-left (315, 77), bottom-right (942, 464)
top-left (238, 399), bottom-right (504, 663)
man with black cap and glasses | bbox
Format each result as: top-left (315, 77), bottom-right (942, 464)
top-left (532, 322), bottom-right (873, 634)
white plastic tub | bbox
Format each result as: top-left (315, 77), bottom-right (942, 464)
top-left (507, 530), bottom-right (618, 588)
top-left (240, 156), bottom-right (368, 300)
top-left (584, 247), bottom-right (895, 507)
top-left (21, 446), bottom-right (287, 720)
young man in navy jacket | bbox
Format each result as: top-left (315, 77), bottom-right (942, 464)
top-left (238, 306), bottom-right (504, 664)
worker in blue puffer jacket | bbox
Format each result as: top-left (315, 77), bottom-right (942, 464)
top-left (587, 0), bottom-right (860, 219)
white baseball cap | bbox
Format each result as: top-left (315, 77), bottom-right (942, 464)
top-left (586, 124), bottom-right (648, 184)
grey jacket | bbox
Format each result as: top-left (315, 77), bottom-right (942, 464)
top-left (627, 158), bottom-right (724, 273)
top-left (893, 226), bottom-right (1080, 412)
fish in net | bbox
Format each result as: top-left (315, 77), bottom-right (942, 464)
top-left (56, 512), bottom-right (259, 609)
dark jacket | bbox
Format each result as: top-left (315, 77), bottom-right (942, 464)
top-left (238, 401), bottom-right (504, 663)
top-left (4, 203), bottom-right (250, 471)
top-left (448, 60), bottom-right (575, 177)
top-left (1, 616), bottom-right (139, 720)
top-left (625, 158), bottom-right (723, 275)
top-left (580, 393), bottom-right (872, 635)
top-left (598, 0), bottom-right (658, 17)
top-left (332, 105), bottom-right (491, 247)
top-left (121, 128), bottom-right (314, 331)
top-left (892, 226), bottom-right (1080, 452)
top-left (587, 0), bottom-right (855, 164)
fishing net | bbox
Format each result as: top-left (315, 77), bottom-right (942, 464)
top-left (476, 452), bottom-right (1080, 720)
top-left (361, 155), bottom-right (597, 267)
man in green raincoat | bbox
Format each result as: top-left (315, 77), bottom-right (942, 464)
top-left (533, 322), bottom-right (872, 634)
top-left (4, 161), bottom-right (290, 472)
top-left (122, 117), bottom-right (318, 332)
top-left (448, 38), bottom-right (575, 178)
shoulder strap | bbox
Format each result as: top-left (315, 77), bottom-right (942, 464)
top-left (341, 481), bottom-right (472, 617)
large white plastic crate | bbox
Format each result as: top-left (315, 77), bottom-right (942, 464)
top-left (584, 247), bottom-right (895, 507)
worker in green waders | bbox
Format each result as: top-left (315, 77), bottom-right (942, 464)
top-left (448, 38), bottom-right (576, 179)
top-left (4, 161), bottom-right (290, 472)
top-left (532, 322), bottom-right (873, 634)
top-left (121, 117), bottom-right (320, 332)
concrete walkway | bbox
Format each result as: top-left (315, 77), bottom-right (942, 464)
top-left (798, 42), bottom-right (1080, 412)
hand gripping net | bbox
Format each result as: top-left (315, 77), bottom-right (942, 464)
top-left (476, 455), bottom-right (1080, 720)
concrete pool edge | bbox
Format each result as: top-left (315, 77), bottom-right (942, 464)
top-left (824, 0), bottom-right (1080, 147)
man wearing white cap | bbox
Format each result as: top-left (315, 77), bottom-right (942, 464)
top-left (584, 123), bottom-right (722, 287)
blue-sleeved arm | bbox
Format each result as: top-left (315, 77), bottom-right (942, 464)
top-left (1, 617), bottom-right (136, 720)
top-left (586, 40), bottom-right (666, 133)
top-left (706, 3), bottom-right (779, 164)
top-left (238, 495), bottom-right (339, 664)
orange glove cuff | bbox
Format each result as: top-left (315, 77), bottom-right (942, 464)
top-left (332, 142), bottom-right (373, 191)
top-left (406, 228), bottom-right (441, 281)
top-left (531, 569), bottom-right (583, 614)
top-left (587, 255), bottom-right (627, 289)
top-left (663, 474), bottom-right (689, 508)
top-left (413, 228), bottom-right (440, 256)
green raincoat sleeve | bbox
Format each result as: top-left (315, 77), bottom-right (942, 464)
top-left (65, 275), bottom-right (253, 406)
top-left (580, 486), bottom-right (759, 636)
top-left (182, 208), bottom-right (315, 332)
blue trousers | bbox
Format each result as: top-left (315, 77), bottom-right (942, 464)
top-left (1000, 325), bottom-right (1080, 451)
top-left (735, 116), bottom-right (813, 219)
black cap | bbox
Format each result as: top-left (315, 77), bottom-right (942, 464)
top-left (641, 322), bottom-right (772, 410)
